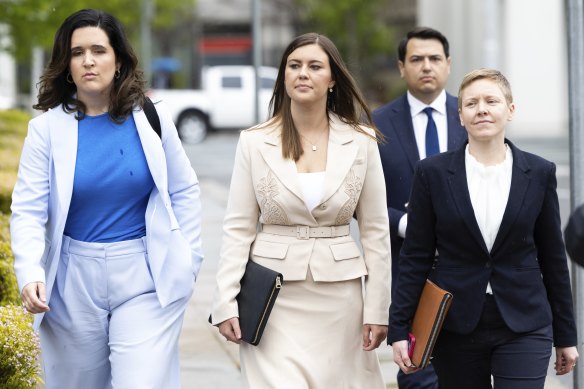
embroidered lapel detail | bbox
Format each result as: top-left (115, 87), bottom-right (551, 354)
top-left (259, 132), bottom-right (305, 202)
top-left (447, 147), bottom-right (490, 254)
top-left (50, 107), bottom-right (78, 212)
top-left (320, 116), bottom-right (358, 204)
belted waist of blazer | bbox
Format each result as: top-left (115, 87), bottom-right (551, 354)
top-left (261, 224), bottom-right (350, 240)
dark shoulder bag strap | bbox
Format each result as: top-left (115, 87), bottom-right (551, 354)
top-left (143, 96), bottom-right (162, 139)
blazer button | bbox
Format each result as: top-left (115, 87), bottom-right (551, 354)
top-left (485, 261), bottom-right (492, 269)
top-left (320, 203), bottom-right (327, 210)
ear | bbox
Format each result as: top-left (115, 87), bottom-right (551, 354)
top-left (329, 80), bottom-right (336, 89)
top-left (398, 61), bottom-right (405, 78)
top-left (507, 103), bottom-right (516, 121)
top-left (458, 110), bottom-right (464, 127)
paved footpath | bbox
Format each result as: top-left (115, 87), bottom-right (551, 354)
top-left (178, 134), bottom-right (573, 389)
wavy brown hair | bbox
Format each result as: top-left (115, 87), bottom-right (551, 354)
top-left (33, 9), bottom-right (146, 122)
top-left (267, 32), bottom-right (382, 161)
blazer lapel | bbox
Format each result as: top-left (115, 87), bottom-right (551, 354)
top-left (390, 95), bottom-right (420, 169)
top-left (259, 132), bottom-right (305, 202)
top-left (447, 145), bottom-right (490, 254)
top-left (320, 116), bottom-right (358, 204)
top-left (490, 141), bottom-right (531, 254)
top-left (134, 109), bottom-right (168, 194)
top-left (50, 107), bottom-right (78, 213)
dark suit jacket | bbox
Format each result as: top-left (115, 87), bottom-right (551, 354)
top-left (373, 93), bottom-right (467, 296)
top-left (388, 140), bottom-right (577, 348)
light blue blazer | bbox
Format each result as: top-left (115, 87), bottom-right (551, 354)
top-left (10, 102), bottom-right (204, 330)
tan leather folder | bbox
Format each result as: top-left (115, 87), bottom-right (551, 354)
top-left (410, 279), bottom-right (453, 368)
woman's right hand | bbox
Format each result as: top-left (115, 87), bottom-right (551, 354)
top-left (21, 282), bottom-right (50, 314)
top-left (392, 339), bottom-right (419, 374)
top-left (218, 317), bottom-right (242, 344)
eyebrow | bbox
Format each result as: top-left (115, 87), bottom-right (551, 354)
top-left (70, 44), bottom-right (108, 51)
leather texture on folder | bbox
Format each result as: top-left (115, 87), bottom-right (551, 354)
top-left (410, 279), bottom-right (453, 368)
top-left (237, 260), bottom-right (283, 345)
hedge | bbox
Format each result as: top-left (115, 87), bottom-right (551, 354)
top-left (0, 110), bottom-right (28, 214)
top-left (0, 110), bottom-right (41, 388)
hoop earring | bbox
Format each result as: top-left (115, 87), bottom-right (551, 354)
top-left (66, 73), bottom-right (74, 84)
top-left (115, 69), bottom-right (121, 79)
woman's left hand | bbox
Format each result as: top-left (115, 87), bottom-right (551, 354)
top-left (362, 324), bottom-right (388, 351)
top-left (554, 346), bottom-right (579, 375)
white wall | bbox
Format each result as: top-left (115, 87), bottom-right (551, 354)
top-left (418, 0), bottom-right (567, 137)
top-left (0, 24), bottom-right (17, 110)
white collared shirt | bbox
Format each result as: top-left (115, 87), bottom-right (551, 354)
top-left (407, 90), bottom-right (448, 159)
top-left (399, 90), bottom-right (450, 238)
top-left (465, 144), bottom-right (513, 294)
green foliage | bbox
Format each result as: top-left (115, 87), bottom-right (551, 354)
top-left (0, 305), bottom-right (42, 389)
top-left (294, 0), bottom-right (395, 99)
top-left (0, 239), bottom-right (20, 307)
top-left (0, 110), bottom-right (29, 214)
top-left (0, 0), bottom-right (196, 61)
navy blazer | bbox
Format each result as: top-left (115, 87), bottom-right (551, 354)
top-left (373, 93), bottom-right (467, 295)
top-left (388, 140), bottom-right (577, 348)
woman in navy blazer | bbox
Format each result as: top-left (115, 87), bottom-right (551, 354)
top-left (388, 69), bottom-right (578, 388)
top-left (11, 9), bottom-right (202, 389)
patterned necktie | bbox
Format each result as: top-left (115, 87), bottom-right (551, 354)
top-left (423, 107), bottom-right (439, 157)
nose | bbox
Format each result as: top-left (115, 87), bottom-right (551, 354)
top-left (477, 101), bottom-right (488, 114)
top-left (82, 51), bottom-right (94, 67)
top-left (422, 57), bottom-right (432, 71)
top-left (299, 65), bottom-right (308, 78)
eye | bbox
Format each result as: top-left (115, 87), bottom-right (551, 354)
top-left (310, 64), bottom-right (321, 70)
top-left (288, 63), bottom-right (300, 69)
top-left (71, 49), bottom-right (83, 56)
top-left (465, 102), bottom-right (476, 108)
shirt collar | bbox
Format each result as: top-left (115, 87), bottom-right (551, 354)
top-left (407, 89), bottom-right (447, 117)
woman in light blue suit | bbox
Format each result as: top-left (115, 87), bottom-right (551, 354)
top-left (10, 9), bottom-right (203, 389)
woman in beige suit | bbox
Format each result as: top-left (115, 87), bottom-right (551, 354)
top-left (211, 33), bottom-right (391, 388)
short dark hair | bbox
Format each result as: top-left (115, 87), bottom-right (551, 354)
top-left (268, 32), bottom-right (382, 161)
top-left (397, 27), bottom-right (450, 62)
top-left (34, 9), bottom-right (146, 122)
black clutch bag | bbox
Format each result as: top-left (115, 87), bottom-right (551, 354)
top-left (237, 260), bottom-right (283, 345)
top-left (209, 260), bottom-right (283, 346)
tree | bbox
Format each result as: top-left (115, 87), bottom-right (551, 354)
top-left (0, 0), bottom-right (196, 61)
top-left (293, 0), bottom-right (396, 103)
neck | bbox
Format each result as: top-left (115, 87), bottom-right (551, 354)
top-left (410, 89), bottom-right (442, 106)
top-left (291, 103), bottom-right (329, 136)
top-left (468, 137), bottom-right (507, 166)
top-left (78, 93), bottom-right (110, 116)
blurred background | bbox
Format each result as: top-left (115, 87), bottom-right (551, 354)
top-left (0, 0), bottom-right (567, 139)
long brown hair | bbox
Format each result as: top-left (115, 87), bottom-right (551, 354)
top-left (33, 9), bottom-right (146, 122)
top-left (267, 32), bottom-right (382, 161)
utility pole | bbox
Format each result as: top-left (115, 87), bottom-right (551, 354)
top-left (141, 0), bottom-right (153, 88)
top-left (252, 0), bottom-right (262, 124)
top-left (566, 0), bottom-right (584, 387)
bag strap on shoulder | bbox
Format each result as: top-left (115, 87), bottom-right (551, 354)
top-left (143, 96), bottom-right (161, 138)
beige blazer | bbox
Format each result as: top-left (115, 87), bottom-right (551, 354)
top-left (211, 114), bottom-right (391, 326)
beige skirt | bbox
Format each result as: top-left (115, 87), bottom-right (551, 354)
top-left (240, 271), bottom-right (385, 389)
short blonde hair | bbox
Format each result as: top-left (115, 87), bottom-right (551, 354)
top-left (458, 68), bottom-right (513, 110)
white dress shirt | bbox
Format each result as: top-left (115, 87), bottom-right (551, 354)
top-left (465, 144), bottom-right (513, 294)
top-left (399, 90), bottom-right (449, 238)
top-left (298, 171), bottom-right (325, 211)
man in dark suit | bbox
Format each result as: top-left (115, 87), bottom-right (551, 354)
top-left (372, 27), bottom-right (467, 389)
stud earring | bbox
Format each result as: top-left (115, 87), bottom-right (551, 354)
top-left (329, 87), bottom-right (333, 93)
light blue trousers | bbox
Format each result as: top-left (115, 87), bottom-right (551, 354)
top-left (40, 236), bottom-right (191, 389)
